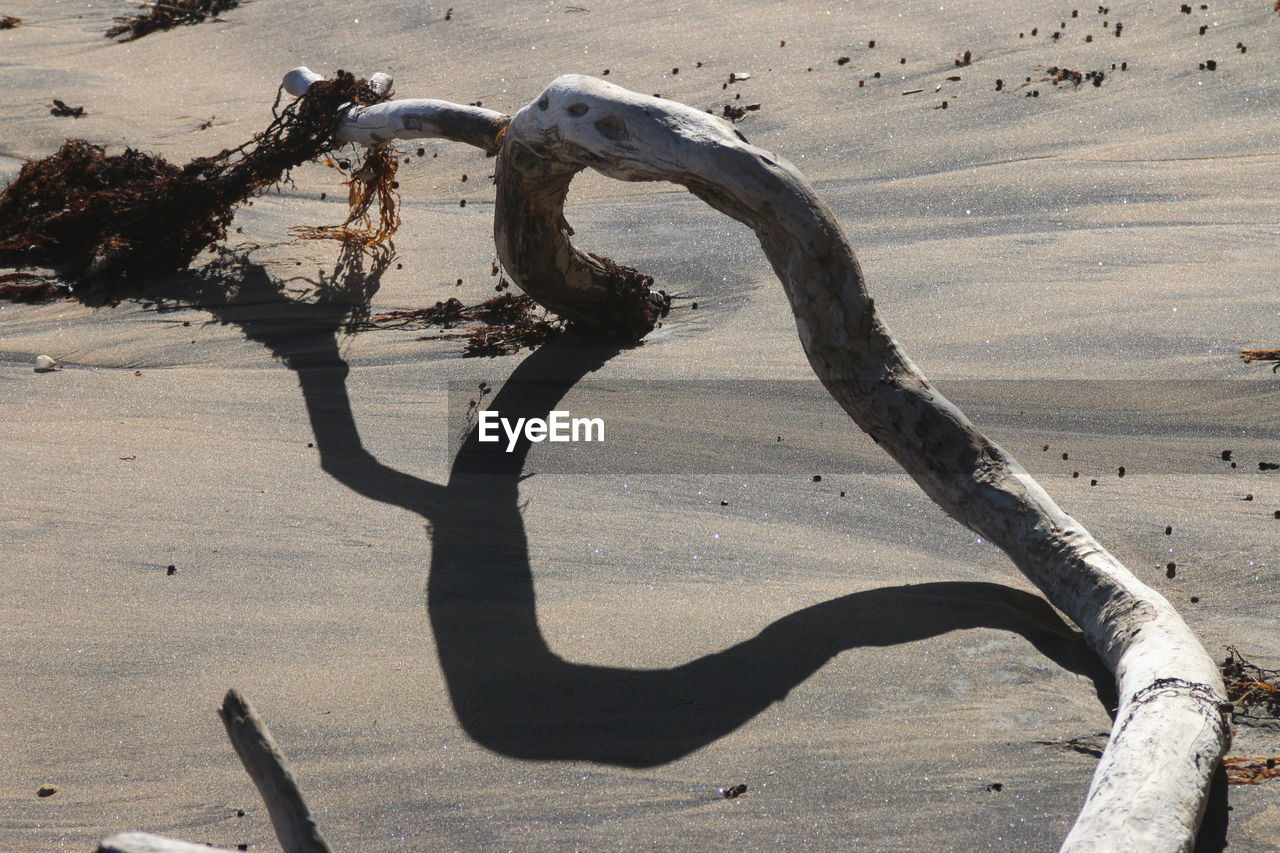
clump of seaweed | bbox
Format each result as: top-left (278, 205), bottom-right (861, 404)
top-left (0, 272), bottom-right (70, 303)
top-left (106, 0), bottom-right (239, 42)
top-left (362, 287), bottom-right (566, 356)
top-left (1224, 756), bottom-right (1280, 785)
top-left (49, 99), bottom-right (86, 118)
top-left (0, 15), bottom-right (22, 29)
top-left (0, 71), bottom-right (392, 289)
top-left (1222, 646), bottom-right (1280, 723)
top-left (1218, 649), bottom-right (1280, 786)
top-left (291, 146), bottom-right (401, 248)
top-left (1241, 349), bottom-right (1280, 372)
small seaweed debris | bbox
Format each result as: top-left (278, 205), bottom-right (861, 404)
top-left (0, 71), bottom-right (391, 288)
top-left (49, 99), bottom-right (86, 118)
top-left (106, 0), bottom-right (239, 42)
top-left (1241, 349), bottom-right (1280, 372)
top-left (0, 15), bottom-right (22, 28)
top-left (363, 290), bottom-right (566, 357)
top-left (1044, 66), bottom-right (1107, 87)
top-left (0, 272), bottom-right (70, 302)
top-left (722, 102), bottom-right (761, 122)
top-left (1224, 756), bottom-right (1280, 785)
top-left (1221, 647), bottom-right (1280, 724)
top-left (291, 145), bottom-right (401, 248)
top-left (719, 783), bottom-right (748, 799)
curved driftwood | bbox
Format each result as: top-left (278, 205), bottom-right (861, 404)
top-left (297, 69), bottom-right (1229, 850)
top-left (287, 67), bottom-right (668, 339)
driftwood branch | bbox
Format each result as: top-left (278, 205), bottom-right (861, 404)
top-left (285, 67), bottom-right (668, 339)
top-left (96, 690), bottom-right (330, 853)
top-left (491, 74), bottom-right (1228, 851)
top-left (305, 69), bottom-right (1229, 850)
top-left (218, 689), bottom-right (333, 853)
top-left (92, 70), bottom-right (1224, 852)
top-left (285, 66), bottom-right (506, 154)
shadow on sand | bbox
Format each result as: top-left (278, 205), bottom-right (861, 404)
top-left (136, 251), bottom-right (1225, 849)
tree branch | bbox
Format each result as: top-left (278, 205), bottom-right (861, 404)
top-left (490, 73), bottom-right (1229, 852)
top-left (218, 689), bottom-right (333, 853)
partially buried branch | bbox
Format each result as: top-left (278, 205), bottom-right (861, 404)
top-left (96, 689), bottom-right (329, 853)
top-left (97, 833), bottom-right (239, 853)
top-left (218, 689), bottom-right (333, 853)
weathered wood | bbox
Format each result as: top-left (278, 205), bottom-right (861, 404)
top-left (96, 832), bottom-right (237, 853)
top-left (218, 689), bottom-right (332, 853)
top-left (309, 70), bottom-right (1228, 849)
top-left (282, 67), bottom-right (667, 339)
top-left (493, 143), bottom-right (668, 339)
top-left (284, 65), bottom-right (507, 154)
top-left (493, 74), bottom-right (1230, 852)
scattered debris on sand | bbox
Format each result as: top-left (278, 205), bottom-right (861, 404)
top-left (722, 102), bottom-right (761, 122)
top-left (0, 15), bottom-right (21, 28)
top-left (1036, 732), bottom-right (1109, 758)
top-left (1044, 66), bottom-right (1107, 87)
top-left (106, 0), bottom-right (240, 42)
top-left (362, 290), bottom-right (566, 356)
top-left (1221, 647), bottom-right (1280, 724)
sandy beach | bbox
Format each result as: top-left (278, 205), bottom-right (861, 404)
top-left (2, 1), bottom-right (1278, 850)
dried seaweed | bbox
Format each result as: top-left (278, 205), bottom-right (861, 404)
top-left (0, 71), bottom-right (392, 289)
top-left (49, 99), bottom-right (86, 118)
top-left (722, 102), bottom-right (761, 122)
top-left (1035, 732), bottom-right (1109, 758)
top-left (1224, 756), bottom-right (1280, 785)
top-left (1222, 647), bottom-right (1280, 723)
top-left (0, 15), bottom-right (22, 29)
top-left (362, 289), bottom-right (566, 356)
top-left (291, 146), bottom-right (401, 248)
top-left (106, 0), bottom-right (239, 42)
top-left (1241, 349), bottom-right (1280, 372)
top-left (0, 272), bottom-right (70, 303)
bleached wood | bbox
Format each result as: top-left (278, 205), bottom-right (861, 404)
top-left (218, 689), bottom-right (332, 853)
top-left (305, 69), bottom-right (1228, 849)
top-left (96, 833), bottom-right (237, 853)
top-left (492, 75), bottom-right (1229, 852)
top-left (284, 66), bottom-right (506, 153)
